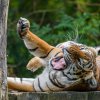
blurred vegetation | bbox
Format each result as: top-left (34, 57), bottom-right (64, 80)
top-left (7, 0), bottom-right (100, 77)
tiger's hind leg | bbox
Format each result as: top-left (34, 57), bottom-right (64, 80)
top-left (27, 57), bottom-right (46, 72)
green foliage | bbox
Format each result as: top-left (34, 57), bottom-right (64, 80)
top-left (30, 13), bottom-right (100, 46)
top-left (8, 0), bottom-right (100, 77)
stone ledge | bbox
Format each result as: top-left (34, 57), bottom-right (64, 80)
top-left (9, 91), bottom-right (100, 100)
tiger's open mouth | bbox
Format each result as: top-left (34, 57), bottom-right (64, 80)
top-left (51, 56), bottom-right (67, 70)
top-left (51, 48), bottom-right (70, 70)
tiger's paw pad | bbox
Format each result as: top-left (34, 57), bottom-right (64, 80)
top-left (17, 17), bottom-right (30, 37)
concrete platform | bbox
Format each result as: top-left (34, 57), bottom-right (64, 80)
top-left (9, 91), bottom-right (100, 100)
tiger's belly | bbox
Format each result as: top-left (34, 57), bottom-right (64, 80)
top-left (33, 68), bottom-right (80, 92)
top-left (33, 69), bottom-right (66, 92)
top-left (33, 68), bottom-right (97, 92)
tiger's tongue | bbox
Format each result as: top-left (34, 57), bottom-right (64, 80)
top-left (52, 58), bottom-right (66, 70)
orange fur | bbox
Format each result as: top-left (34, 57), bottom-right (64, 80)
top-left (68, 45), bottom-right (90, 60)
top-left (24, 29), bottom-right (54, 55)
top-left (26, 57), bottom-right (45, 71)
top-left (95, 56), bottom-right (100, 79)
top-left (8, 80), bottom-right (34, 92)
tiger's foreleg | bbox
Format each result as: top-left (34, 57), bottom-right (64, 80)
top-left (17, 17), bottom-right (54, 58)
top-left (27, 57), bottom-right (46, 72)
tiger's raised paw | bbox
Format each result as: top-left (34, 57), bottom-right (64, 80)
top-left (26, 57), bottom-right (45, 72)
top-left (17, 17), bottom-right (30, 38)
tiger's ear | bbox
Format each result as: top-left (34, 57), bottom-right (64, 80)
top-left (68, 45), bottom-right (90, 60)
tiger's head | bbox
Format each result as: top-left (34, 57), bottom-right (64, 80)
top-left (50, 44), bottom-right (99, 90)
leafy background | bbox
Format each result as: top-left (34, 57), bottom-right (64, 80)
top-left (7, 0), bottom-right (100, 77)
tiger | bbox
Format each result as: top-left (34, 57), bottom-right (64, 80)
top-left (7, 17), bottom-right (100, 92)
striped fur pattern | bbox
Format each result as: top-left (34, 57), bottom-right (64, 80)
top-left (7, 18), bottom-right (100, 92)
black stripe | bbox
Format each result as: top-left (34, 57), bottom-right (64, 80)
top-left (50, 59), bottom-right (54, 68)
top-left (55, 78), bottom-right (65, 88)
top-left (20, 78), bottom-right (23, 83)
top-left (46, 82), bottom-right (54, 91)
top-left (62, 71), bottom-right (71, 80)
top-left (40, 48), bottom-right (54, 58)
top-left (28, 47), bottom-right (38, 52)
top-left (62, 71), bottom-right (77, 80)
top-left (80, 47), bottom-right (84, 50)
top-left (54, 52), bottom-right (61, 57)
top-left (38, 78), bottom-right (44, 92)
top-left (48, 71), bottom-right (63, 88)
top-left (33, 82), bottom-right (37, 92)
top-left (53, 71), bottom-right (65, 88)
top-left (83, 61), bottom-right (92, 68)
top-left (74, 71), bottom-right (82, 75)
top-left (62, 48), bottom-right (70, 54)
top-left (52, 71), bottom-right (64, 88)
